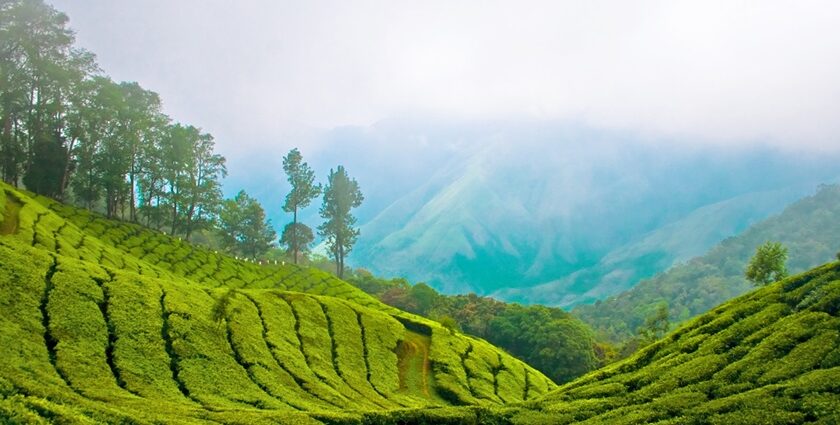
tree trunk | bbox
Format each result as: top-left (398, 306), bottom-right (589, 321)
top-left (292, 207), bottom-right (298, 264)
top-left (59, 137), bottom-right (76, 201)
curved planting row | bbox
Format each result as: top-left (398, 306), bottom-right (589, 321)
top-left (20, 191), bottom-right (379, 308)
top-left (0, 184), bottom-right (557, 422)
top-left (522, 262), bottom-right (840, 424)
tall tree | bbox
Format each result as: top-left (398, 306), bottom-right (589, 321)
top-left (180, 131), bottom-right (226, 240)
top-left (219, 190), bottom-right (276, 259)
top-left (281, 148), bottom-right (320, 263)
top-left (318, 166), bottom-right (363, 279)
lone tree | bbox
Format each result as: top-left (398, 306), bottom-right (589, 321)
top-left (219, 190), bottom-right (277, 259)
top-left (281, 148), bottom-right (320, 263)
top-left (745, 241), bottom-right (789, 286)
top-left (638, 304), bottom-right (670, 344)
top-left (318, 166), bottom-right (363, 279)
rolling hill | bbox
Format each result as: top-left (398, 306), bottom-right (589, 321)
top-left (2, 183), bottom-right (840, 423)
top-left (512, 260), bottom-right (840, 424)
top-left (0, 183), bottom-right (555, 423)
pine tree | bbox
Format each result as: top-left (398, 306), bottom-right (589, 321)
top-left (318, 166), bottom-right (363, 279)
top-left (281, 148), bottom-right (320, 263)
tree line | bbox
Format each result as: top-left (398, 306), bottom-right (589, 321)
top-left (346, 269), bottom-right (604, 383)
top-left (1, 0), bottom-right (364, 276)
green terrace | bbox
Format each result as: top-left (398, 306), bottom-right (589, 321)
top-left (0, 183), bottom-right (555, 423)
top-left (515, 260), bottom-right (840, 424)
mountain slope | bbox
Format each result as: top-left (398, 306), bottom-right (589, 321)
top-left (342, 124), bottom-right (840, 304)
top-left (574, 184), bottom-right (840, 343)
top-left (513, 260), bottom-right (840, 424)
top-left (497, 185), bottom-right (816, 307)
top-left (0, 184), bottom-right (555, 423)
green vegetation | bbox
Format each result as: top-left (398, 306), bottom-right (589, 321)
top-left (745, 241), bottom-right (789, 286)
top-left (348, 271), bottom-right (602, 384)
top-left (515, 260), bottom-right (840, 424)
top-left (319, 166), bottom-right (364, 279)
top-left (0, 182), bottom-right (555, 422)
top-left (281, 148), bottom-right (321, 264)
top-left (575, 184), bottom-right (840, 345)
top-left (218, 190), bottom-right (277, 259)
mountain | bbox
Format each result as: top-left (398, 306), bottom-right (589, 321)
top-left (498, 184), bottom-right (823, 307)
top-left (5, 180), bottom-right (839, 423)
top-left (0, 183), bottom-right (555, 423)
top-left (306, 120), bottom-right (840, 305)
top-left (574, 184), bottom-right (840, 343)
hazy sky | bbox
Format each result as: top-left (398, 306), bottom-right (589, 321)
top-left (50, 0), bottom-right (840, 156)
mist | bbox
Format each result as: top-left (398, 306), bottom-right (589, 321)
top-left (51, 0), bottom-right (840, 161)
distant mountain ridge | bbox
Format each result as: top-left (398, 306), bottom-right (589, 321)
top-left (574, 183), bottom-right (840, 343)
top-left (498, 184), bottom-right (823, 307)
top-left (227, 119), bottom-right (840, 306)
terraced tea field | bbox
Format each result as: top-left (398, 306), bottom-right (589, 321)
top-left (3, 182), bottom-right (838, 424)
top-left (0, 184), bottom-right (555, 423)
top-left (514, 261), bottom-right (840, 424)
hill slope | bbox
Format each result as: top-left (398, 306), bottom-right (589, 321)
top-left (0, 184), bottom-right (555, 423)
top-left (574, 183), bottom-right (840, 343)
top-left (334, 124), bottom-right (840, 303)
top-left (513, 260), bottom-right (840, 424)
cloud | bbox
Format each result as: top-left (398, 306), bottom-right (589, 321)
top-left (52, 0), bottom-right (840, 152)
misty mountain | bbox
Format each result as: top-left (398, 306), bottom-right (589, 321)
top-left (226, 119), bottom-right (840, 306)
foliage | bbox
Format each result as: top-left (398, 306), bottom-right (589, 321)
top-left (637, 303), bottom-right (670, 344)
top-left (0, 0), bottom-right (227, 241)
top-left (281, 148), bottom-right (321, 264)
top-left (529, 261), bottom-right (840, 424)
top-left (0, 182), bottom-right (556, 423)
top-left (280, 222), bottom-right (315, 259)
top-left (319, 165), bottom-right (363, 278)
top-left (346, 269), bottom-right (602, 384)
top-left (219, 190), bottom-right (277, 259)
top-left (745, 241), bottom-right (789, 286)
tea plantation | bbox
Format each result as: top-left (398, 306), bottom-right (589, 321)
top-left (2, 181), bottom-right (839, 424)
top-left (0, 183), bottom-right (555, 423)
top-left (510, 260), bottom-right (840, 424)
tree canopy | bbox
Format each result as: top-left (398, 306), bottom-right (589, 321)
top-left (281, 148), bottom-right (320, 263)
top-left (219, 190), bottom-right (277, 259)
top-left (318, 166), bottom-right (363, 278)
top-left (745, 241), bottom-right (789, 286)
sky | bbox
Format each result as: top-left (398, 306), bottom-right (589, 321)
top-left (49, 0), bottom-right (840, 161)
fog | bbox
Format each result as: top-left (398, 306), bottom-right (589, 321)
top-left (51, 0), bottom-right (840, 161)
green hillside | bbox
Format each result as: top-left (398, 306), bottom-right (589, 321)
top-left (0, 183), bottom-right (555, 423)
top-left (3, 184), bottom-right (840, 424)
top-left (513, 260), bottom-right (840, 424)
top-left (574, 184), bottom-right (840, 344)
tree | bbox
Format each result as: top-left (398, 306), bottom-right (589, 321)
top-left (219, 190), bottom-right (276, 259)
top-left (637, 304), bottom-right (669, 344)
top-left (745, 241), bottom-right (788, 286)
top-left (281, 148), bottom-right (320, 263)
top-left (280, 222), bottom-right (314, 260)
top-left (318, 166), bottom-right (363, 279)
top-left (179, 131), bottom-right (226, 240)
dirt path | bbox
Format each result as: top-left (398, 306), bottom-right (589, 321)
top-left (396, 331), bottom-right (432, 397)
top-left (0, 192), bottom-right (21, 235)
